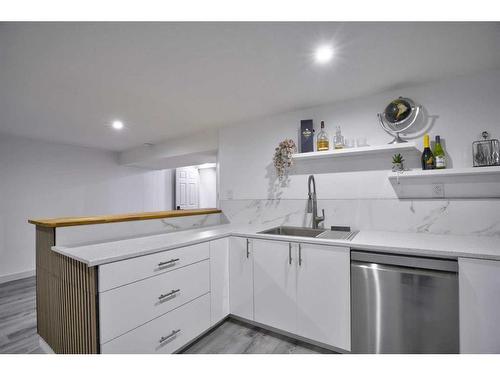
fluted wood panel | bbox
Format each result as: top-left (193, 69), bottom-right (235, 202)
top-left (36, 226), bottom-right (99, 353)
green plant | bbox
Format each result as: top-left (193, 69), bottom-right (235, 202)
top-left (392, 153), bottom-right (404, 164)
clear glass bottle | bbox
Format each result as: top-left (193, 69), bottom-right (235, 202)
top-left (433, 135), bottom-right (446, 169)
top-left (333, 126), bottom-right (344, 149)
top-left (316, 121), bottom-right (329, 151)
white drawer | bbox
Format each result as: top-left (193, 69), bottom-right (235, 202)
top-left (101, 293), bottom-right (211, 354)
top-left (98, 241), bottom-right (209, 291)
top-left (99, 259), bottom-right (209, 343)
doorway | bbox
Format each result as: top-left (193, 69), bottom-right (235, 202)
top-left (175, 163), bottom-right (217, 209)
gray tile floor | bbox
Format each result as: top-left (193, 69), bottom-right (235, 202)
top-left (0, 277), bottom-right (40, 354)
top-left (182, 319), bottom-right (334, 354)
top-left (0, 277), bottom-right (333, 354)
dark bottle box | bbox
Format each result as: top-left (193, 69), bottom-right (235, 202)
top-left (299, 119), bottom-right (314, 153)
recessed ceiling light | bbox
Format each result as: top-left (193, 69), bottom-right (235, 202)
top-left (314, 45), bottom-right (334, 64)
top-left (111, 120), bottom-right (124, 130)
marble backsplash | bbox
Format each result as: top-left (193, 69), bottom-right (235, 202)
top-left (221, 198), bottom-right (500, 237)
top-left (56, 213), bottom-right (226, 246)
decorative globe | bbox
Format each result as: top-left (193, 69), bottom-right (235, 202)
top-left (377, 97), bottom-right (421, 144)
top-left (384, 98), bottom-right (412, 124)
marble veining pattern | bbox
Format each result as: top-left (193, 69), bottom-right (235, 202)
top-left (57, 213), bottom-right (224, 247)
top-left (221, 198), bottom-right (500, 237)
top-left (413, 201), bottom-right (451, 234)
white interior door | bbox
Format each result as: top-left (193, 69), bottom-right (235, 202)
top-left (175, 166), bottom-right (199, 209)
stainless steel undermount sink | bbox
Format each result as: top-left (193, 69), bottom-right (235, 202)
top-left (259, 226), bottom-right (325, 238)
top-left (258, 226), bottom-right (358, 241)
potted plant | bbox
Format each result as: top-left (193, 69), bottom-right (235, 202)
top-left (392, 153), bottom-right (405, 172)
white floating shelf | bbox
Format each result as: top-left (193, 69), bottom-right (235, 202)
top-left (388, 166), bottom-right (500, 198)
top-left (293, 142), bottom-right (418, 161)
top-left (388, 166), bottom-right (500, 182)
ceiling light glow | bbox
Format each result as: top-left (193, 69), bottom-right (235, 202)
top-left (314, 45), bottom-right (334, 64)
top-left (112, 120), bottom-right (124, 130)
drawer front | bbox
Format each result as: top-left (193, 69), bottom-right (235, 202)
top-left (100, 260), bottom-right (209, 343)
top-left (101, 293), bottom-right (211, 354)
top-left (99, 241), bottom-right (210, 291)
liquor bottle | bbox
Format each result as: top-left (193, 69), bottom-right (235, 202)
top-left (433, 135), bottom-right (446, 169)
top-left (421, 134), bottom-right (435, 170)
top-left (333, 126), bottom-right (344, 149)
top-left (316, 121), bottom-right (329, 151)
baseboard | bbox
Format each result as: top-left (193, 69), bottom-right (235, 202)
top-left (0, 269), bottom-right (35, 285)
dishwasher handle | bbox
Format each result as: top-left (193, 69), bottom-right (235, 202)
top-left (351, 250), bottom-right (458, 273)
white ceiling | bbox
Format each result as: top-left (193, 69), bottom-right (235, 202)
top-left (1, 22), bottom-right (499, 151)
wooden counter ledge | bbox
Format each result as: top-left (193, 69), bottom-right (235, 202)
top-left (28, 208), bottom-right (222, 228)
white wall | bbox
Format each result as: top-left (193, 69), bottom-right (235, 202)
top-left (0, 134), bottom-right (173, 280)
top-left (218, 70), bottom-right (500, 236)
top-left (199, 167), bottom-right (217, 208)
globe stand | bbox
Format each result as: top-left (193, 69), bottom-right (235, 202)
top-left (386, 131), bottom-right (408, 144)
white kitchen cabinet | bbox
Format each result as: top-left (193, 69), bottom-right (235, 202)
top-left (459, 257), bottom-right (500, 353)
top-left (99, 259), bottom-right (209, 343)
top-left (296, 243), bottom-right (350, 350)
top-left (229, 237), bottom-right (254, 320)
top-left (253, 239), bottom-right (297, 333)
top-left (209, 238), bottom-right (230, 324)
top-left (251, 238), bottom-right (351, 351)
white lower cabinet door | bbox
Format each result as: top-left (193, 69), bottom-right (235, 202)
top-left (459, 257), bottom-right (500, 353)
top-left (253, 239), bottom-right (297, 334)
top-left (296, 243), bottom-right (350, 351)
top-left (229, 237), bottom-right (254, 320)
top-left (209, 238), bottom-right (230, 324)
top-left (101, 294), bottom-right (211, 354)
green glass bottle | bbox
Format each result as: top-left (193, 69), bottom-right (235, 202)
top-left (421, 134), bottom-right (435, 170)
top-left (433, 135), bottom-right (446, 169)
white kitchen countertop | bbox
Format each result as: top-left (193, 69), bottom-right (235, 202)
top-left (52, 224), bottom-right (500, 266)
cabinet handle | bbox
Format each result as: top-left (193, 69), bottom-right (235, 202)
top-left (158, 288), bottom-right (180, 300)
top-left (299, 243), bottom-right (302, 266)
top-left (246, 239), bottom-right (250, 258)
top-left (289, 243), bottom-right (292, 265)
top-left (159, 329), bottom-right (181, 344)
top-left (158, 258), bottom-right (180, 267)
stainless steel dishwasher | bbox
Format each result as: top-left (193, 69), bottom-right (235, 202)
top-left (351, 251), bottom-right (459, 354)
